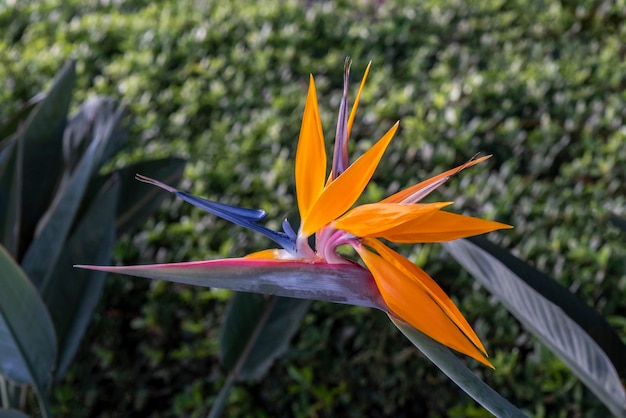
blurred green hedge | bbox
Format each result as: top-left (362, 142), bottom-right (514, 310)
top-left (2, 0), bottom-right (625, 416)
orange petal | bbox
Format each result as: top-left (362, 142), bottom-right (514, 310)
top-left (301, 122), bottom-right (399, 236)
top-left (363, 238), bottom-right (488, 357)
top-left (381, 210), bottom-right (513, 243)
top-left (244, 249), bottom-right (293, 260)
top-left (296, 75), bottom-right (327, 221)
top-left (383, 155), bottom-right (492, 203)
top-left (346, 61), bottom-right (371, 140)
top-left (334, 202), bottom-right (451, 237)
top-left (355, 243), bottom-right (492, 367)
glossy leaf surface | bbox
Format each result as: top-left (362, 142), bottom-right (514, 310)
top-left (445, 238), bottom-right (626, 417)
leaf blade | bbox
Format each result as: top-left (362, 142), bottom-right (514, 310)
top-left (43, 177), bottom-right (119, 380)
top-left (22, 97), bottom-right (121, 288)
top-left (0, 245), bottom-right (57, 389)
top-left (444, 238), bottom-right (626, 417)
top-left (20, 60), bottom-right (75, 252)
top-left (0, 135), bottom-right (22, 257)
top-left (222, 294), bottom-right (310, 380)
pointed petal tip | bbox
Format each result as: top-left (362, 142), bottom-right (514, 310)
top-left (356, 246), bottom-right (493, 366)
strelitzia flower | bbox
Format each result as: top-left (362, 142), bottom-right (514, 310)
top-left (78, 60), bottom-right (511, 367)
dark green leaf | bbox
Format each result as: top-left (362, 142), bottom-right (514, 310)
top-left (19, 60), bottom-right (75, 255)
top-left (43, 177), bottom-right (119, 380)
top-left (21, 97), bottom-right (121, 289)
top-left (445, 238), bottom-right (626, 417)
top-left (96, 102), bottom-right (129, 169)
top-left (0, 93), bottom-right (43, 143)
top-left (0, 135), bottom-right (22, 257)
top-left (211, 294), bottom-right (310, 417)
top-left (0, 136), bottom-right (14, 169)
top-left (0, 245), bottom-right (56, 417)
top-left (221, 294), bottom-right (310, 380)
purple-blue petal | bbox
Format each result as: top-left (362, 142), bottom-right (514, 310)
top-left (331, 58), bottom-right (351, 179)
top-left (174, 190), bottom-right (296, 252)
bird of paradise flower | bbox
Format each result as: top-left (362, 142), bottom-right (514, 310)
top-left (78, 60), bottom-right (511, 368)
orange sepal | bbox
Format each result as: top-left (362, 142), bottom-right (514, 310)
top-left (244, 249), bottom-right (294, 260)
top-left (355, 243), bottom-right (492, 367)
top-left (363, 238), bottom-right (489, 357)
top-left (296, 75), bottom-right (327, 221)
top-left (346, 61), bottom-right (371, 140)
top-left (334, 202), bottom-right (451, 237)
top-left (301, 122), bottom-right (399, 236)
top-left (381, 210), bottom-right (513, 243)
top-left (383, 155), bottom-right (492, 203)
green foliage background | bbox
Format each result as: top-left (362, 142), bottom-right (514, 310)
top-left (1, 0), bottom-right (625, 416)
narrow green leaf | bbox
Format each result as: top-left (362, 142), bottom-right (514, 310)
top-left (43, 177), bottom-right (119, 380)
top-left (389, 316), bottom-right (528, 418)
top-left (22, 98), bottom-right (121, 289)
top-left (19, 60), bottom-right (75, 253)
top-left (0, 245), bottom-right (56, 418)
top-left (459, 236), bottom-right (626, 378)
top-left (222, 294), bottom-right (310, 380)
top-left (211, 294), bottom-right (310, 417)
top-left (0, 135), bottom-right (22, 257)
top-left (445, 238), bottom-right (626, 417)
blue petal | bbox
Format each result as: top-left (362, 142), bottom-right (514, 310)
top-left (174, 192), bottom-right (267, 222)
top-left (282, 218), bottom-right (297, 241)
top-left (135, 174), bottom-right (296, 253)
top-left (175, 190), bottom-right (295, 252)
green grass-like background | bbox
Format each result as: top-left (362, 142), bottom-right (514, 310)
top-left (2, 0), bottom-right (625, 416)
